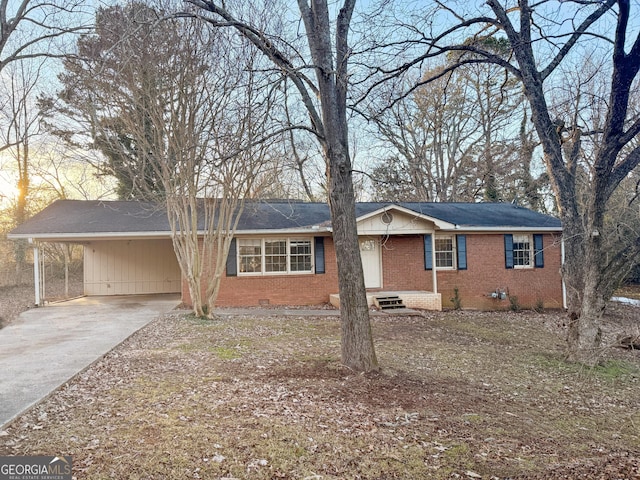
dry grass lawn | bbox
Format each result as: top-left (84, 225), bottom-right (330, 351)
top-left (1, 305), bottom-right (639, 479)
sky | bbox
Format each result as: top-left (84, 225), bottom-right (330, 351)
top-left (1, 0), bottom-right (638, 212)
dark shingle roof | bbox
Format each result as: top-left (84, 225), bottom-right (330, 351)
top-left (8, 199), bottom-right (561, 238)
top-left (381, 202), bottom-right (561, 229)
top-left (9, 200), bottom-right (171, 235)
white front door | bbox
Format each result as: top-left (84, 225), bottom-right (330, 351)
top-left (359, 237), bottom-right (382, 289)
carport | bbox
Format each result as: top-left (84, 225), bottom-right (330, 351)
top-left (8, 200), bottom-right (181, 305)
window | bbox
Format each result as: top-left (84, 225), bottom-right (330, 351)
top-left (505, 234), bottom-right (543, 269)
top-left (238, 239), bottom-right (262, 273)
top-left (512, 234), bottom-right (532, 268)
top-left (265, 240), bottom-right (287, 272)
top-left (435, 235), bottom-right (455, 269)
top-left (290, 240), bottom-right (312, 272)
top-left (237, 238), bottom-right (313, 275)
top-left (425, 234), bottom-right (467, 270)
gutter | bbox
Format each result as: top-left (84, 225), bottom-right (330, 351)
top-left (8, 225), bottom-right (561, 242)
top-left (7, 231), bottom-right (173, 241)
top-left (7, 227), bottom-right (335, 243)
top-left (446, 226), bottom-right (562, 233)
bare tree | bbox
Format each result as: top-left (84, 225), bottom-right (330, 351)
top-left (368, 37), bottom-right (546, 206)
top-left (381, 0), bottom-right (640, 364)
top-left (0, 61), bottom-right (45, 283)
top-left (187, 0), bottom-right (378, 371)
top-left (516, 107), bottom-right (547, 212)
top-left (457, 40), bottom-right (525, 202)
top-left (0, 0), bottom-right (88, 74)
top-left (603, 171), bottom-right (640, 286)
top-left (158, 39), bottom-right (271, 317)
top-left (0, 0), bottom-right (89, 287)
top-left (50, 3), bottom-right (274, 317)
top-left (369, 70), bottom-right (481, 202)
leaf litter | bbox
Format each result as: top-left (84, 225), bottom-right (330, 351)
top-left (0, 306), bottom-right (639, 479)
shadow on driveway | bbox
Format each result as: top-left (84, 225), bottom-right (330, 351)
top-left (0, 294), bottom-right (179, 429)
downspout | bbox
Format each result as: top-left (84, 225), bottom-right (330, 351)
top-left (561, 235), bottom-right (567, 310)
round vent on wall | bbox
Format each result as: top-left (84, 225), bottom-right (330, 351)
top-left (381, 211), bottom-right (393, 224)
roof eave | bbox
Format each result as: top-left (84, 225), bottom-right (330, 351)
top-left (7, 231), bottom-right (173, 242)
top-left (8, 226), bottom-right (334, 242)
top-left (203, 227), bottom-right (333, 236)
top-left (445, 226), bottom-right (563, 232)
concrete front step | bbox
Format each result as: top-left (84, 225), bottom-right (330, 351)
top-left (329, 291), bottom-right (442, 311)
top-left (374, 296), bottom-right (406, 310)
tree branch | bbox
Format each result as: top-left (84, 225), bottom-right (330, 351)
top-left (335, 0), bottom-right (355, 110)
top-left (182, 2), bottom-right (325, 140)
top-left (606, 146), bottom-right (640, 201)
top-left (540, 0), bottom-right (615, 80)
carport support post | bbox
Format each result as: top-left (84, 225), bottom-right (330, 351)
top-left (32, 240), bottom-right (41, 306)
top-left (431, 234), bottom-right (438, 294)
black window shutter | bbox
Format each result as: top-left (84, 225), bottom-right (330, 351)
top-left (533, 234), bottom-right (544, 268)
top-left (456, 235), bottom-right (467, 270)
top-left (226, 238), bottom-right (237, 277)
top-left (314, 237), bottom-right (325, 274)
top-left (504, 234), bottom-right (514, 269)
top-left (424, 234), bottom-right (433, 270)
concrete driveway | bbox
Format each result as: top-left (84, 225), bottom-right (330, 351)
top-left (0, 294), bottom-right (179, 428)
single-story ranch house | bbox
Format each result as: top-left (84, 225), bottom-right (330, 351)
top-left (8, 199), bottom-right (564, 310)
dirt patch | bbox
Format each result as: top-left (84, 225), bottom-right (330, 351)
top-left (0, 273), bottom-right (83, 328)
top-left (1, 306), bottom-right (638, 479)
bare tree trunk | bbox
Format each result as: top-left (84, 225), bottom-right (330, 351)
top-left (203, 195), bottom-right (247, 318)
top-left (328, 143), bottom-right (378, 371)
top-left (479, 0), bottom-right (640, 365)
top-left (562, 206), bottom-right (610, 365)
top-left (575, 270), bottom-right (605, 361)
top-left (168, 195), bottom-right (206, 318)
top-left (299, 0), bottom-right (378, 371)
top-left (189, 0), bottom-right (379, 371)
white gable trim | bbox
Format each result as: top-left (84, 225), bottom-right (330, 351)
top-left (356, 204), bottom-right (455, 234)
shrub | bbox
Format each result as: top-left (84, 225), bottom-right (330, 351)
top-left (450, 287), bottom-right (462, 310)
top-left (533, 298), bottom-right (544, 313)
top-left (509, 295), bottom-right (521, 312)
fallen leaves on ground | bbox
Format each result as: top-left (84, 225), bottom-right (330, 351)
top-left (1, 307), bottom-right (639, 479)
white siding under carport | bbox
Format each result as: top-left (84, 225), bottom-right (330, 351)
top-left (84, 239), bottom-right (181, 295)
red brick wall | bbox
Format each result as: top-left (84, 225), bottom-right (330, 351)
top-left (436, 233), bottom-right (563, 310)
top-left (182, 232), bottom-right (564, 310)
top-left (182, 236), bottom-right (339, 307)
top-left (374, 234), bottom-right (563, 309)
top-left (379, 235), bottom-right (434, 291)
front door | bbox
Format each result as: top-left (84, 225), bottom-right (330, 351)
top-left (359, 237), bottom-right (382, 289)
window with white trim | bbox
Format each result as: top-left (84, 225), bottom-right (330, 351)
top-left (238, 238), bottom-right (313, 275)
top-left (265, 240), bottom-right (287, 272)
top-left (238, 239), bottom-right (262, 273)
top-left (435, 235), bottom-right (456, 269)
top-left (289, 239), bottom-right (312, 272)
top-left (513, 234), bottom-right (532, 268)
